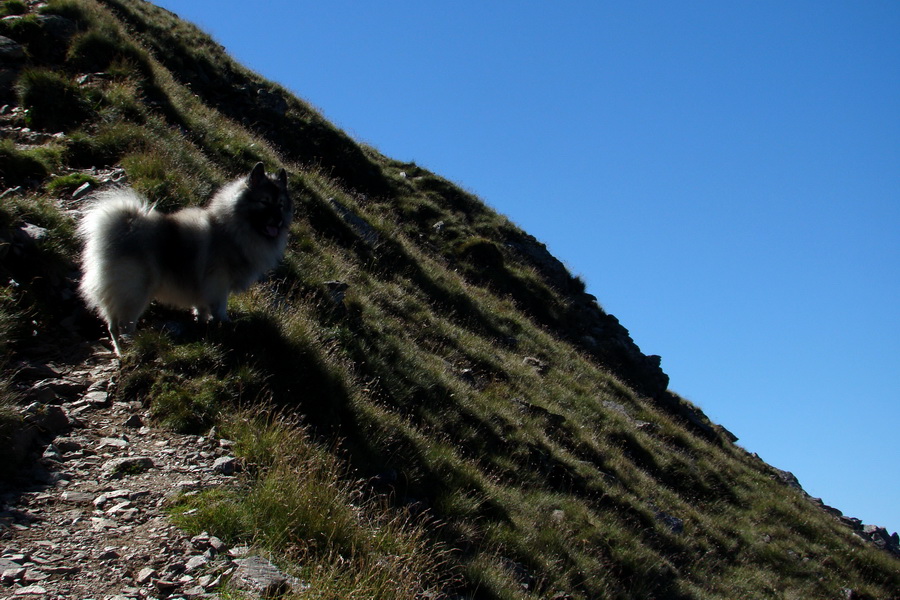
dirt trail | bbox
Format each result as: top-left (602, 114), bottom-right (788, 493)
top-left (1, 342), bottom-right (242, 599)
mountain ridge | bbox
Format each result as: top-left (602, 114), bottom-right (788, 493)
top-left (1, 1), bottom-right (898, 598)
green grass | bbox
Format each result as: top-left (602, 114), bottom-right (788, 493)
top-left (45, 172), bottom-right (98, 195)
top-left (17, 69), bottom-right (94, 132)
top-left (0, 1), bottom-right (26, 17)
top-left (0, 140), bottom-right (50, 187)
top-left (168, 408), bottom-right (454, 599)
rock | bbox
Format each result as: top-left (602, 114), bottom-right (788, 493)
top-left (84, 390), bottom-right (110, 407)
top-left (257, 87), bottom-right (288, 115)
top-left (185, 554), bottom-right (209, 572)
top-left (102, 456), bottom-right (154, 478)
top-left (54, 436), bottom-right (86, 453)
top-left (717, 425), bottom-right (739, 443)
top-left (60, 491), bottom-right (94, 504)
top-left (124, 413), bottom-right (144, 428)
top-left (35, 14), bottom-right (77, 42)
top-left (20, 223), bottom-right (48, 242)
top-left (23, 402), bottom-right (71, 435)
top-left (22, 568), bottom-right (48, 583)
top-left (154, 579), bottom-right (180, 594)
top-left (91, 517), bottom-right (119, 530)
top-left (99, 436), bottom-right (129, 449)
top-left (42, 443), bottom-right (62, 462)
top-left (13, 585), bottom-right (47, 596)
top-left (71, 181), bottom-right (93, 200)
top-left (656, 511), bottom-right (685, 534)
top-left (212, 455), bottom-right (238, 476)
top-left (773, 468), bottom-right (803, 491)
top-left (209, 536), bottom-right (226, 553)
top-left (2, 566), bottom-right (25, 583)
top-left (135, 566), bottom-right (157, 584)
top-left (329, 197), bottom-right (380, 247)
top-left (42, 565), bottom-right (78, 575)
top-left (522, 356), bottom-right (549, 375)
top-left (325, 280), bottom-right (349, 309)
top-left (602, 400), bottom-right (632, 419)
top-left (0, 35), bottom-right (25, 62)
top-left (230, 556), bottom-right (291, 598)
top-left (500, 558), bottom-right (536, 591)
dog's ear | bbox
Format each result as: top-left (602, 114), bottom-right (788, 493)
top-left (276, 168), bottom-right (288, 189)
top-left (248, 162), bottom-right (266, 187)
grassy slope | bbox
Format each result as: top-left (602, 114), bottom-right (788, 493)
top-left (0, 0), bottom-right (897, 598)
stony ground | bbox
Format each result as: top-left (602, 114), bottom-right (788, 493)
top-left (1, 341), bottom-right (294, 600)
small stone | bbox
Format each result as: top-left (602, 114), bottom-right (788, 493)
top-left (208, 536), bottom-right (226, 554)
top-left (523, 356), bottom-right (549, 375)
top-left (154, 579), bottom-right (180, 593)
top-left (42, 565), bottom-right (79, 575)
top-left (42, 445), bottom-right (63, 462)
top-left (22, 569), bottom-right (49, 583)
top-left (19, 223), bottom-right (48, 242)
top-left (14, 585), bottom-right (47, 596)
top-left (96, 547), bottom-right (120, 560)
top-left (230, 556), bottom-right (290, 597)
top-left (212, 456), bottom-right (237, 476)
top-left (2, 566), bottom-right (25, 583)
top-left (656, 511), bottom-right (685, 534)
top-left (71, 181), bottom-right (92, 200)
top-left (54, 436), bottom-right (85, 453)
top-left (60, 491), bottom-right (94, 504)
top-left (185, 554), bottom-right (209, 572)
top-left (99, 436), bottom-right (129, 449)
top-left (228, 545), bottom-right (251, 558)
top-left (135, 566), bottom-right (157, 584)
top-left (84, 390), bottom-right (109, 407)
top-left (105, 501), bottom-right (132, 515)
top-left (91, 517), bottom-right (118, 530)
top-left (102, 456), bottom-right (154, 478)
top-left (124, 414), bottom-right (143, 428)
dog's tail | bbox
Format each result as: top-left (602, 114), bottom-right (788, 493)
top-left (77, 187), bottom-right (155, 244)
top-left (77, 188), bottom-right (156, 318)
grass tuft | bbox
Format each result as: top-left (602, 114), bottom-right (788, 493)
top-left (0, 140), bottom-right (50, 187)
top-left (17, 68), bottom-right (94, 132)
top-left (169, 408), bottom-right (455, 599)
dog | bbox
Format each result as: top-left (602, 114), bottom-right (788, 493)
top-left (78, 162), bottom-right (292, 355)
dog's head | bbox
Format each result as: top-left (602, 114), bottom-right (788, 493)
top-left (242, 162), bottom-right (293, 240)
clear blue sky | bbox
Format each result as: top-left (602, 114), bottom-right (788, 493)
top-left (154, 1), bottom-right (900, 534)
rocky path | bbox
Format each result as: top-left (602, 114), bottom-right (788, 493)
top-left (1, 342), bottom-right (291, 600)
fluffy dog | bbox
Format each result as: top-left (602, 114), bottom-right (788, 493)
top-left (78, 162), bottom-right (292, 354)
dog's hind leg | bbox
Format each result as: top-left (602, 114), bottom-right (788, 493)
top-left (103, 287), bottom-right (149, 356)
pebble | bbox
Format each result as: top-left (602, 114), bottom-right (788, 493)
top-left (2, 567), bottom-right (25, 583)
top-left (135, 566), bottom-right (156, 584)
top-left (185, 554), bottom-right (209, 572)
top-left (211, 456), bottom-right (237, 476)
top-left (102, 456), bottom-right (155, 478)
